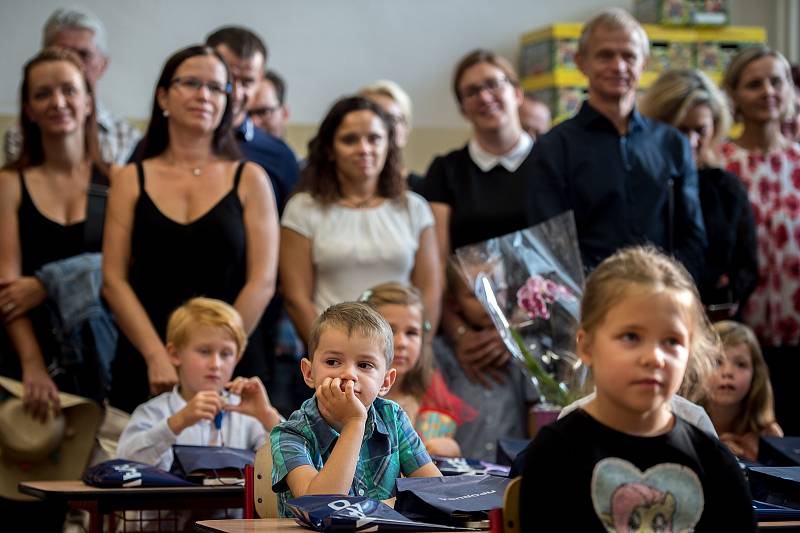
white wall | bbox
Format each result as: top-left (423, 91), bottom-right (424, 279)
top-left (0, 0), bottom-right (775, 128)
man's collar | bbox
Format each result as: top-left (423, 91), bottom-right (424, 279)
top-left (236, 115), bottom-right (255, 142)
top-left (304, 397), bottom-right (387, 455)
top-left (576, 101), bottom-right (645, 133)
top-left (468, 132), bottom-right (533, 172)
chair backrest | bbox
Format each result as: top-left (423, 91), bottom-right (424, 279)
top-left (503, 476), bottom-right (522, 533)
top-left (252, 443), bottom-right (279, 518)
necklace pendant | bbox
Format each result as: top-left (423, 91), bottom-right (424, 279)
top-left (192, 167), bottom-right (201, 177)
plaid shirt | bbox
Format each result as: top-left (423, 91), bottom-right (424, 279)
top-left (3, 102), bottom-right (141, 166)
top-left (270, 396), bottom-right (431, 516)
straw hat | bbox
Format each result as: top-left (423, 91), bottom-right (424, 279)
top-left (0, 376), bottom-right (102, 501)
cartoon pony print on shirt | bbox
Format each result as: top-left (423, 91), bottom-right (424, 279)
top-left (591, 458), bottom-right (703, 532)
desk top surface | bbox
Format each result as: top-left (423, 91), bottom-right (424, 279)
top-left (19, 480), bottom-right (242, 500)
top-left (194, 519), bottom-right (475, 533)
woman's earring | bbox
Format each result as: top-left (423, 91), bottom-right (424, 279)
top-left (162, 109), bottom-right (170, 118)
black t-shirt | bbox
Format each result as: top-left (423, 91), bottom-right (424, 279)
top-left (418, 145), bottom-right (531, 251)
top-left (520, 409), bottom-right (755, 532)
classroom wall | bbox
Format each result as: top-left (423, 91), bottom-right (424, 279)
top-left (0, 0), bottom-right (777, 173)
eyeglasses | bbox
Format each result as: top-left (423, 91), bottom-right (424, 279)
top-left (250, 105), bottom-right (280, 118)
top-left (460, 76), bottom-right (511, 101)
top-left (170, 76), bottom-right (231, 96)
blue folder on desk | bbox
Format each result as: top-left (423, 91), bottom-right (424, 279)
top-left (749, 466), bottom-right (800, 510)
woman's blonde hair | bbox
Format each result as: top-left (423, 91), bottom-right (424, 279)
top-left (360, 282), bottom-right (433, 400)
top-left (580, 247), bottom-right (717, 403)
top-left (359, 79), bottom-right (413, 127)
top-left (639, 69), bottom-right (732, 166)
top-left (709, 320), bottom-right (777, 435)
top-left (722, 45), bottom-right (796, 122)
top-left (167, 297), bottom-right (247, 359)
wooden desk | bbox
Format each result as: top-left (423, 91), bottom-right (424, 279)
top-left (195, 519), bottom-right (304, 532)
top-left (20, 480), bottom-right (243, 533)
top-left (194, 518), bottom-right (478, 532)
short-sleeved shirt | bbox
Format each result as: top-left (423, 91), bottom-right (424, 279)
top-left (281, 191), bottom-right (434, 312)
top-left (270, 396), bottom-right (432, 517)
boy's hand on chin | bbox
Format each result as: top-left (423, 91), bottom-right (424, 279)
top-left (316, 377), bottom-right (367, 431)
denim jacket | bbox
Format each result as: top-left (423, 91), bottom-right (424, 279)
top-left (36, 252), bottom-right (117, 381)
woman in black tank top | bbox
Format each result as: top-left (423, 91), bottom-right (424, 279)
top-left (102, 45), bottom-right (279, 413)
top-left (0, 48), bottom-right (108, 420)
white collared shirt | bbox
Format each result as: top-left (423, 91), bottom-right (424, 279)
top-left (116, 386), bottom-right (269, 471)
top-left (468, 132), bottom-right (533, 172)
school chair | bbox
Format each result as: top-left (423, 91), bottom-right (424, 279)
top-left (244, 443), bottom-right (279, 518)
top-left (492, 476), bottom-right (521, 533)
top-left (504, 476), bottom-right (522, 533)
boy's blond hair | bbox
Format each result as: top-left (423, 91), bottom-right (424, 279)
top-left (307, 302), bottom-right (394, 366)
top-left (166, 297), bottom-right (247, 359)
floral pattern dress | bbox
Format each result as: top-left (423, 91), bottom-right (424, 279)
top-left (718, 141), bottom-right (800, 346)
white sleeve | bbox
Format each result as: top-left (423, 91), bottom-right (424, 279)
top-left (116, 400), bottom-right (179, 470)
top-left (406, 191), bottom-right (434, 238)
top-left (280, 192), bottom-right (318, 238)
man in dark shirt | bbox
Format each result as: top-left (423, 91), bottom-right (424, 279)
top-left (206, 27), bottom-right (299, 214)
top-left (525, 8), bottom-right (706, 280)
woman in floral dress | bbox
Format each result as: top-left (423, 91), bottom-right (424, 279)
top-left (718, 45), bottom-right (800, 434)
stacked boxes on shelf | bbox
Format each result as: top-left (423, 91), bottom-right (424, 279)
top-left (519, 23), bottom-right (765, 122)
top-left (634, 0), bottom-right (729, 27)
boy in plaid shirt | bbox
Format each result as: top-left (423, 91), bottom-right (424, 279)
top-left (270, 302), bottom-right (441, 516)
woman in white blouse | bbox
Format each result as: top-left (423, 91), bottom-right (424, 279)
top-left (280, 96), bottom-right (440, 343)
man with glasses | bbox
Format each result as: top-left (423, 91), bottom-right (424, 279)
top-left (525, 8), bottom-right (706, 281)
top-left (205, 27), bottom-right (299, 215)
top-left (250, 70), bottom-right (291, 141)
top-left (3, 7), bottom-right (142, 165)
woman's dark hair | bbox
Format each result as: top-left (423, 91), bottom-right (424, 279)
top-left (141, 45), bottom-right (239, 160)
top-left (6, 47), bottom-right (104, 173)
top-left (298, 95), bottom-right (404, 205)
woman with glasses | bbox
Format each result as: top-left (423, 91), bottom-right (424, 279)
top-left (418, 49), bottom-right (533, 386)
top-left (359, 80), bottom-right (424, 192)
top-left (103, 45), bottom-right (279, 413)
top-left (0, 48), bottom-right (109, 421)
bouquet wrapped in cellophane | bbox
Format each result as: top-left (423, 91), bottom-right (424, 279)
top-left (454, 211), bottom-right (590, 407)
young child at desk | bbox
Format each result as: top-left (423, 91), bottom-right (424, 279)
top-left (270, 302), bottom-right (441, 516)
top-left (519, 247), bottom-right (755, 531)
top-left (117, 297), bottom-right (282, 470)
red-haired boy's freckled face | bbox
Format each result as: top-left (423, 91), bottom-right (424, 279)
top-left (168, 325), bottom-right (238, 399)
top-left (301, 327), bottom-right (394, 408)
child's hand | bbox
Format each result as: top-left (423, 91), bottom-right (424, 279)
top-left (316, 377), bottom-right (367, 431)
top-left (454, 327), bottom-right (509, 388)
top-left (168, 390), bottom-right (223, 435)
top-left (425, 437), bottom-right (462, 458)
top-left (223, 376), bottom-right (282, 430)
